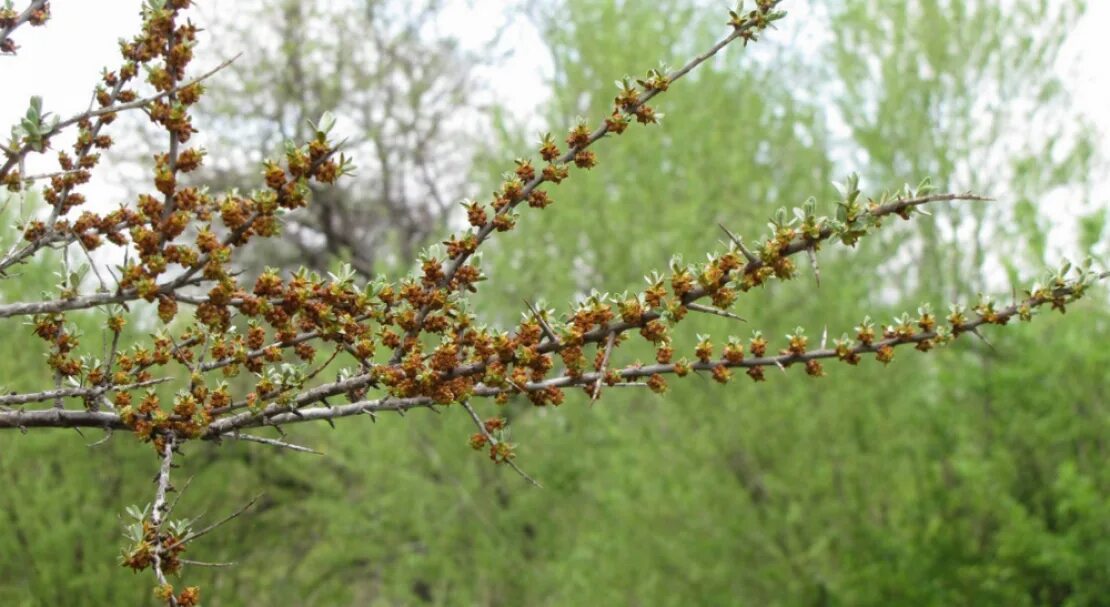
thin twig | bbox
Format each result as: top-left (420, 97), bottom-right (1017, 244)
top-left (524, 299), bottom-right (559, 343)
top-left (166, 475), bottom-right (195, 522)
top-left (806, 246), bottom-right (820, 287)
top-left (459, 400), bottom-right (541, 488)
top-left (720, 223), bottom-right (758, 264)
top-left (180, 494), bottom-right (261, 545)
top-left (390, 7), bottom-right (782, 364)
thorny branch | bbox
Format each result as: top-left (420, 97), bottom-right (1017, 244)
top-left (149, 435), bottom-right (179, 606)
top-left (388, 0), bottom-right (787, 364)
top-left (0, 1), bottom-right (1105, 602)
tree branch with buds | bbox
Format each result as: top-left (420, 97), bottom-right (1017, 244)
top-left (0, 1), bottom-right (1104, 603)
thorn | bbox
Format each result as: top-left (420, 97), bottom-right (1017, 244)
top-left (507, 459), bottom-right (543, 488)
top-left (508, 379), bottom-right (529, 393)
top-left (180, 559), bottom-right (237, 568)
top-left (773, 359), bottom-right (787, 374)
top-left (719, 224), bottom-right (758, 264)
top-left (524, 299), bottom-right (559, 343)
top-left (592, 332), bottom-right (616, 402)
top-left (968, 327), bottom-right (994, 350)
top-left (821, 325), bottom-right (828, 350)
top-left (222, 433), bottom-right (323, 455)
top-left (87, 427), bottom-right (113, 448)
top-left (807, 246), bottom-right (820, 287)
top-left (687, 302), bottom-right (746, 322)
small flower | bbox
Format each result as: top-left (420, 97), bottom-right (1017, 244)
top-left (749, 331), bottom-right (767, 357)
top-left (694, 335), bottom-right (713, 363)
top-left (875, 344), bottom-right (894, 365)
top-left (573, 149), bottom-right (597, 169)
top-left (538, 133), bottom-right (559, 162)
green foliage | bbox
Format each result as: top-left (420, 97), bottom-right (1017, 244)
top-left (823, 0), bottom-right (1095, 292)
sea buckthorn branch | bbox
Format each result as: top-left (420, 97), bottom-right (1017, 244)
top-left (0, 0), bottom-right (48, 55)
top-left (0, 376), bottom-right (168, 407)
top-left (443, 183), bottom-right (988, 380)
top-left (181, 180), bottom-right (990, 436)
top-left (0, 180), bottom-right (1004, 433)
top-left (0, 55), bottom-right (238, 199)
top-left (128, 1), bottom-right (794, 440)
top-left (195, 183), bottom-right (1010, 436)
top-left (0, 121), bottom-right (343, 320)
top-left (0, 274), bottom-right (208, 317)
top-left (146, 434), bottom-right (186, 606)
top-left (1, 1), bottom-right (240, 281)
top-left (194, 262), bottom-right (1104, 439)
top-left (116, 431), bottom-right (203, 606)
top-left (0, 0), bottom-right (352, 458)
top-left (1, 1), bottom-right (188, 274)
top-left (0, 2), bottom-right (1105, 602)
top-left (505, 263), bottom-right (1105, 391)
top-left (459, 399), bottom-right (540, 486)
top-left (119, 241), bottom-right (1099, 603)
top-left (0, 407), bottom-right (123, 430)
top-left (155, 5), bottom-right (184, 253)
top-left (389, 0), bottom-right (787, 363)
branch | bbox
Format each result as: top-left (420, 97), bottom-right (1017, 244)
top-left (390, 0), bottom-right (786, 362)
top-left (0, 1), bottom-right (48, 55)
top-left (459, 400), bottom-right (541, 487)
top-left (0, 377), bottom-right (169, 407)
top-left (149, 434), bottom-right (179, 606)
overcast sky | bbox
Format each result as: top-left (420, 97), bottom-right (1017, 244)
top-left (1, 1), bottom-right (1106, 206)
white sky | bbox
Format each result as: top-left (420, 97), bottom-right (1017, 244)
top-left (1, 1), bottom-right (1107, 214)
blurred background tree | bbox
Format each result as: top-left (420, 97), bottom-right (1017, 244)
top-left (1, 1), bottom-right (1107, 605)
top-left (183, 0), bottom-right (497, 277)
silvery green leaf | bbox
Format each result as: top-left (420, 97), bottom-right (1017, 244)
top-left (314, 111), bottom-right (337, 135)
